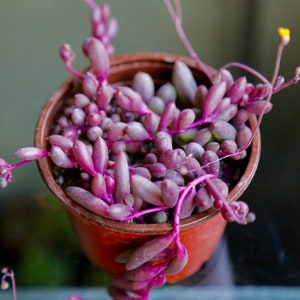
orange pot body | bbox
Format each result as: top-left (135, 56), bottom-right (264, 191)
top-left (35, 52), bottom-right (261, 283)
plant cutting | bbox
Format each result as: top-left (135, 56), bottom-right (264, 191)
top-left (0, 0), bottom-right (299, 299)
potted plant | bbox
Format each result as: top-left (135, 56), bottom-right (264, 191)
top-left (0, 0), bottom-right (298, 299)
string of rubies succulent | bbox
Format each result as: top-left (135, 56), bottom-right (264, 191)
top-left (1, 0), bottom-right (299, 299)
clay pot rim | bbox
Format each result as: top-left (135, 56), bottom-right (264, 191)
top-left (35, 52), bottom-right (261, 235)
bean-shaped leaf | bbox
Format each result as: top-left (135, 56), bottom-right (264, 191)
top-left (202, 81), bottom-right (226, 118)
top-left (86, 38), bottom-right (109, 83)
top-left (125, 233), bottom-right (174, 270)
top-left (50, 146), bottom-right (76, 169)
top-left (125, 262), bottom-right (165, 282)
top-left (160, 179), bottom-right (179, 208)
top-left (165, 243), bottom-right (188, 275)
top-left (47, 135), bottom-right (73, 154)
top-left (65, 186), bottom-right (108, 216)
top-left (130, 174), bottom-right (164, 206)
top-left (92, 136), bottom-right (108, 174)
top-left (72, 140), bottom-right (96, 176)
top-left (114, 151), bottom-right (130, 204)
top-left (172, 61), bottom-right (197, 105)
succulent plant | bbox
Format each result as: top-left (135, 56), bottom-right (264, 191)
top-left (1, 1), bottom-right (300, 299)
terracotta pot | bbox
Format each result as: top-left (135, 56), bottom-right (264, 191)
top-left (35, 52), bottom-right (261, 284)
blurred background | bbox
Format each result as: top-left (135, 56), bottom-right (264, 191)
top-left (1, 0), bottom-right (300, 287)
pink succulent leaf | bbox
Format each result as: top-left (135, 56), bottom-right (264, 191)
top-left (47, 135), bottom-right (74, 154)
top-left (226, 76), bottom-right (247, 104)
top-left (165, 243), bottom-right (188, 275)
top-left (114, 151), bottom-right (130, 204)
top-left (72, 140), bottom-right (96, 176)
top-left (130, 174), bottom-right (164, 206)
top-left (92, 136), bottom-right (108, 174)
top-left (86, 38), bottom-right (110, 83)
top-left (202, 81), bottom-right (227, 118)
top-left (125, 233), bottom-right (175, 271)
top-left (115, 86), bottom-right (151, 115)
top-left (172, 60), bottom-right (197, 105)
top-left (125, 262), bottom-right (166, 282)
top-left (65, 186), bottom-right (109, 216)
top-left (14, 147), bottom-right (49, 161)
top-left (50, 146), bottom-right (76, 169)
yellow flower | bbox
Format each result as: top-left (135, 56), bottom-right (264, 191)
top-left (278, 27), bottom-right (291, 46)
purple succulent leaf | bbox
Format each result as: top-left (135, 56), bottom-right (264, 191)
top-left (72, 140), bottom-right (96, 176)
top-left (195, 186), bottom-right (213, 210)
top-left (194, 127), bottom-right (213, 146)
top-left (145, 162), bottom-right (167, 178)
top-left (96, 83), bottom-right (113, 111)
top-left (86, 38), bottom-right (109, 83)
top-left (210, 120), bottom-right (237, 142)
top-left (130, 174), bottom-right (164, 206)
top-left (172, 60), bottom-right (197, 105)
top-left (217, 68), bottom-right (235, 89)
top-left (115, 86), bottom-right (151, 115)
top-left (114, 151), bottom-right (130, 204)
top-left (215, 103), bottom-right (238, 122)
top-left (107, 122), bottom-right (127, 142)
top-left (148, 96), bottom-right (165, 114)
top-left (179, 186), bottom-right (196, 219)
top-left (194, 84), bottom-right (208, 109)
top-left (227, 76), bottom-right (247, 104)
top-left (91, 173), bottom-right (107, 199)
top-left (202, 81), bottom-right (227, 118)
top-left (14, 147), bottom-right (49, 161)
top-left (125, 263), bottom-right (166, 282)
top-left (65, 186), bottom-right (109, 216)
top-left (165, 243), bottom-right (188, 275)
top-left (47, 135), bottom-right (74, 154)
top-left (110, 276), bottom-right (151, 292)
top-left (106, 16), bottom-right (119, 40)
top-left (177, 108), bottom-right (196, 131)
top-left (156, 82), bottom-right (177, 103)
top-left (237, 125), bottom-right (253, 148)
top-left (243, 100), bottom-right (273, 115)
top-left (143, 112), bottom-right (160, 134)
top-left (126, 122), bottom-right (150, 141)
top-left (82, 72), bottom-right (98, 99)
top-left (50, 146), bottom-right (76, 169)
top-left (154, 131), bottom-right (173, 154)
top-left (92, 136), bottom-right (109, 174)
top-left (160, 178), bottom-right (179, 208)
top-left (184, 142), bottom-right (205, 160)
top-left (106, 203), bottom-right (133, 220)
top-left (201, 150), bottom-right (220, 177)
top-left (125, 233), bottom-right (174, 270)
top-left (132, 71), bottom-right (155, 103)
top-left (158, 102), bottom-right (177, 131)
